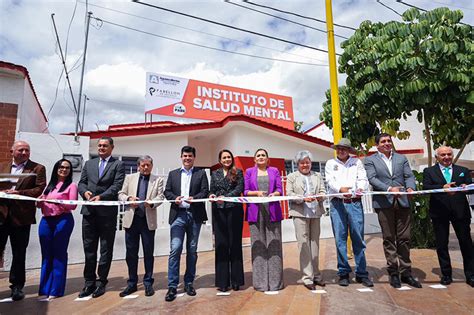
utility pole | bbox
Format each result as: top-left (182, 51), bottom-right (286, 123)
top-left (76, 11), bottom-right (92, 141)
top-left (81, 94), bottom-right (89, 132)
top-left (325, 0), bottom-right (353, 259)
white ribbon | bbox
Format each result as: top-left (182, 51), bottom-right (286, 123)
top-left (0, 184), bottom-right (472, 206)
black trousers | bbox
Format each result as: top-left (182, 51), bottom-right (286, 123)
top-left (82, 214), bottom-right (117, 287)
top-left (432, 217), bottom-right (474, 279)
top-left (0, 222), bottom-right (31, 289)
top-left (125, 215), bottom-right (155, 287)
top-left (213, 205), bottom-right (244, 288)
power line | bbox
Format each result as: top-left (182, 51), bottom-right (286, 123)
top-left (91, 16), bottom-right (328, 67)
top-left (224, 0), bottom-right (348, 40)
top-left (376, 0), bottom-right (403, 17)
top-left (396, 0), bottom-right (472, 26)
top-left (77, 1), bottom-right (327, 63)
top-left (64, 0), bottom-right (79, 61)
top-left (132, 0), bottom-right (338, 55)
top-left (243, 0), bottom-right (357, 31)
top-left (429, 0), bottom-right (474, 11)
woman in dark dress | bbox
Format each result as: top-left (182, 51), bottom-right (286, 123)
top-left (209, 149), bottom-right (245, 292)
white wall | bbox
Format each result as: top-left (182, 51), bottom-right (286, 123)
top-left (228, 124), bottom-right (334, 162)
top-left (0, 72), bottom-right (48, 134)
top-left (0, 74), bottom-right (24, 104)
top-left (18, 79), bottom-right (48, 133)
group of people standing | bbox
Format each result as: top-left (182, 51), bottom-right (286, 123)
top-left (0, 132), bottom-right (472, 303)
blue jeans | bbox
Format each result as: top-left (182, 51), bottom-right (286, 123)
top-left (168, 210), bottom-right (202, 288)
top-left (330, 199), bottom-right (369, 278)
top-left (38, 213), bottom-right (74, 296)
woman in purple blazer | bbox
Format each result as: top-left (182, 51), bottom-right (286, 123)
top-left (244, 148), bottom-right (284, 291)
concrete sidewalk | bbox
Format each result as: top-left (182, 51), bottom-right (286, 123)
top-left (0, 228), bottom-right (472, 314)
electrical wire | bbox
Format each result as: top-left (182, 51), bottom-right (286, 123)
top-left (225, 0), bottom-right (348, 39)
top-left (242, 0), bottom-right (357, 31)
top-left (132, 0), bottom-right (338, 55)
top-left (91, 16), bottom-right (329, 66)
top-left (397, 0), bottom-right (472, 26)
top-left (78, 1), bottom-right (327, 63)
top-left (376, 0), bottom-right (403, 17)
top-left (64, 0), bottom-right (79, 61)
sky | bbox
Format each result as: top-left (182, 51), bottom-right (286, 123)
top-left (1, 0), bottom-right (473, 134)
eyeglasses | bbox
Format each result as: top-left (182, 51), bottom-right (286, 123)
top-left (59, 166), bottom-right (71, 170)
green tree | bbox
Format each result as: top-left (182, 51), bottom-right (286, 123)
top-left (320, 7), bottom-right (473, 165)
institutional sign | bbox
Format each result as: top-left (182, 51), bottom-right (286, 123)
top-left (145, 72), bottom-right (294, 129)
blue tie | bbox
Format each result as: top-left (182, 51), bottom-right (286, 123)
top-left (99, 159), bottom-right (106, 177)
top-left (443, 167), bottom-right (452, 183)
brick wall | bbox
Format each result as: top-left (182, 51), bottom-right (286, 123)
top-left (0, 103), bottom-right (18, 163)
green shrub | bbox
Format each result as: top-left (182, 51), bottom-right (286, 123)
top-left (410, 170), bottom-right (436, 249)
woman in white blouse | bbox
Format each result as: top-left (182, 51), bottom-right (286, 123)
top-left (286, 150), bottom-right (326, 290)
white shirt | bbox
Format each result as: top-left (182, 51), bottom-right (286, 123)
top-left (378, 151), bottom-right (393, 176)
top-left (10, 160), bottom-right (27, 190)
top-left (11, 160), bottom-right (27, 175)
top-left (180, 166), bottom-right (193, 209)
top-left (325, 156), bottom-right (368, 199)
top-left (98, 155), bottom-right (112, 168)
top-left (302, 175), bottom-right (317, 218)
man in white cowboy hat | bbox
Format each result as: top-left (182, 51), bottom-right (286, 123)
top-left (325, 138), bottom-right (373, 287)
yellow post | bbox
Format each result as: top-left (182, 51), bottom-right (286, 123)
top-left (325, 0), bottom-right (353, 259)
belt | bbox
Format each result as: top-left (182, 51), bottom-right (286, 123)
top-left (342, 198), bottom-right (361, 203)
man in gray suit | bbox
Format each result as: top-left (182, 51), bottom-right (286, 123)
top-left (364, 133), bottom-right (421, 288)
top-left (78, 136), bottom-right (125, 298)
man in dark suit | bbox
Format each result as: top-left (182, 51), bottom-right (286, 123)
top-left (0, 140), bottom-right (46, 301)
top-left (78, 136), bottom-right (125, 298)
top-left (164, 146), bottom-right (209, 302)
top-left (423, 146), bottom-right (474, 287)
top-left (364, 133), bottom-right (422, 288)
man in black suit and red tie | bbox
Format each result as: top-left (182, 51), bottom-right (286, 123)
top-left (423, 146), bottom-right (474, 287)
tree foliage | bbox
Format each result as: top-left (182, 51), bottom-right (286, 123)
top-left (320, 7), bottom-right (473, 161)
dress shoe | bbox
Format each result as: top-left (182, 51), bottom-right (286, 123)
top-left (338, 275), bottom-right (350, 287)
top-left (184, 283), bottom-right (197, 296)
top-left (119, 285), bottom-right (137, 297)
top-left (440, 275), bottom-right (452, 285)
top-left (165, 287), bottom-right (177, 302)
top-left (231, 284), bottom-right (240, 291)
top-left (401, 275), bottom-right (422, 288)
top-left (92, 285), bottom-right (106, 298)
top-left (304, 283), bottom-right (316, 290)
top-left (356, 276), bottom-right (374, 287)
top-left (78, 286), bottom-right (96, 298)
top-left (11, 287), bottom-right (25, 301)
top-left (466, 277), bottom-right (474, 287)
top-left (313, 279), bottom-right (326, 287)
top-left (144, 285), bottom-right (155, 297)
top-left (217, 287), bottom-right (228, 292)
top-left (389, 275), bottom-right (401, 288)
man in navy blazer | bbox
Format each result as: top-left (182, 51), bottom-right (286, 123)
top-left (423, 146), bottom-right (474, 287)
top-left (78, 137), bottom-right (125, 298)
top-left (364, 133), bottom-right (421, 288)
top-left (164, 146), bottom-right (209, 302)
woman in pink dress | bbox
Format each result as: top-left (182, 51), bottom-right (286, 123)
top-left (37, 159), bottom-right (78, 300)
